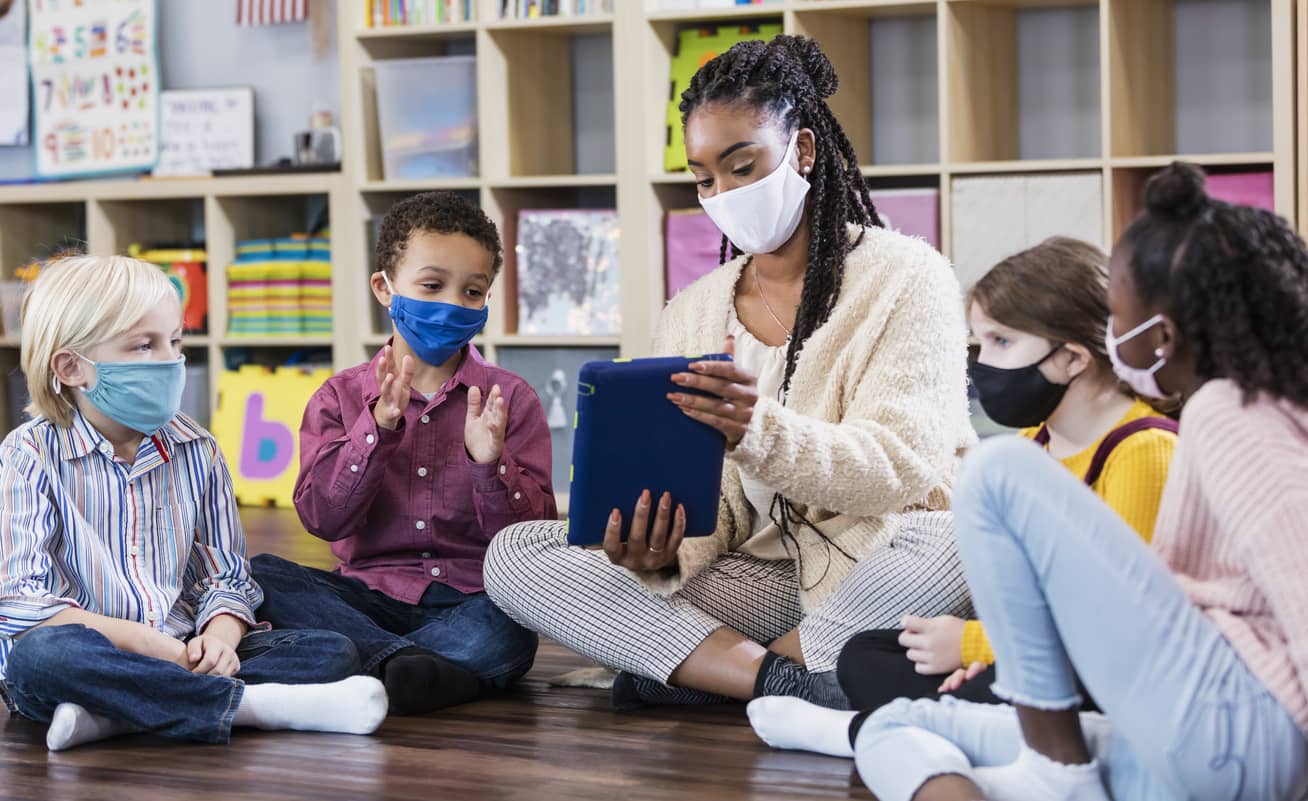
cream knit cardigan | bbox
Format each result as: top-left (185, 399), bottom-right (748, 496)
top-left (644, 223), bottom-right (976, 612)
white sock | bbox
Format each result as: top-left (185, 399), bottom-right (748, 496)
top-left (746, 696), bottom-right (857, 758)
top-left (46, 703), bottom-right (132, 752)
top-left (232, 676), bottom-right (388, 735)
top-left (973, 744), bottom-right (1110, 801)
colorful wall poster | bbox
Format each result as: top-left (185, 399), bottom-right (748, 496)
top-left (28, 0), bottom-right (160, 177)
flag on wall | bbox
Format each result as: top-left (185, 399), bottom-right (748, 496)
top-left (237, 0), bottom-right (309, 26)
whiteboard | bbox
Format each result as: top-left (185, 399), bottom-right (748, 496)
top-left (28, 0), bottom-right (160, 178)
top-left (153, 88), bottom-right (255, 177)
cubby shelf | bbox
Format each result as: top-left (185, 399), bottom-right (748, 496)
top-left (356, 21), bottom-right (480, 40)
top-left (3, 0), bottom-right (1299, 463)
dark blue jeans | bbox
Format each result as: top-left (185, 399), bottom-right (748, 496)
top-left (0, 624), bottom-right (360, 743)
top-left (250, 554), bottom-right (537, 689)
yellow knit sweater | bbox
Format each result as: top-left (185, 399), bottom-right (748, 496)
top-left (959, 399), bottom-right (1177, 664)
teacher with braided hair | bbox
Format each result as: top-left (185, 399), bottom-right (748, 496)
top-left (485, 35), bottom-right (975, 711)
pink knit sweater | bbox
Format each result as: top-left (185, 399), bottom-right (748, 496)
top-left (1152, 379), bottom-right (1308, 733)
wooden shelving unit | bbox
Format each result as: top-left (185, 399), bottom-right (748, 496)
top-left (0, 172), bottom-right (345, 434)
top-left (0, 0), bottom-right (1300, 502)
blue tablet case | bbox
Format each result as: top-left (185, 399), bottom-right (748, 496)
top-left (566, 354), bottom-right (731, 547)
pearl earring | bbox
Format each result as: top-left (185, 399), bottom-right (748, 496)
top-left (1155, 348), bottom-right (1165, 357)
top-left (801, 165), bottom-right (811, 175)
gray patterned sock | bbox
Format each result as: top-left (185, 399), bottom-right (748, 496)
top-left (610, 671), bottom-right (733, 711)
top-left (754, 651), bottom-right (851, 710)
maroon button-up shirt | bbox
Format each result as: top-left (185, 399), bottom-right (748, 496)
top-left (293, 344), bottom-right (555, 601)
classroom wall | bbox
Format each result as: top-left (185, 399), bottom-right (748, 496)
top-left (0, 1), bottom-right (341, 181)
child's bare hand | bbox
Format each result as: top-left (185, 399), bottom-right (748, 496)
top-left (373, 345), bottom-right (415, 431)
top-left (899, 614), bottom-right (967, 676)
top-left (465, 385), bottom-right (507, 464)
top-left (186, 633), bottom-right (241, 677)
top-left (938, 662), bottom-right (988, 694)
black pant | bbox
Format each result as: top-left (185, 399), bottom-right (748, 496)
top-left (839, 629), bottom-right (1099, 745)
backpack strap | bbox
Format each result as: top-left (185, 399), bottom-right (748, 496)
top-left (1033, 425), bottom-right (1051, 446)
top-left (1083, 417), bottom-right (1178, 487)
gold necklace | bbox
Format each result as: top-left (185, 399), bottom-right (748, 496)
top-left (753, 260), bottom-right (793, 339)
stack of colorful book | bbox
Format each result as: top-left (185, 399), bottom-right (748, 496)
top-left (227, 236), bottom-right (332, 337)
top-left (367, 0), bottom-right (473, 28)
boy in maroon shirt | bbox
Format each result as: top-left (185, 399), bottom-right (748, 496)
top-left (253, 192), bottom-right (555, 714)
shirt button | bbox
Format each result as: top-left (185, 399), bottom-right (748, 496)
top-left (146, 611), bottom-right (158, 622)
top-left (416, 520), bottom-right (426, 530)
top-left (420, 414), bottom-right (430, 424)
top-left (430, 567), bottom-right (441, 577)
top-left (499, 465), bottom-right (507, 475)
top-left (350, 464), bottom-right (359, 473)
top-left (513, 492), bottom-right (522, 501)
top-left (366, 434), bottom-right (375, 445)
top-left (422, 551), bottom-right (432, 558)
top-left (129, 546), bottom-right (140, 556)
top-left (418, 467), bottom-right (428, 477)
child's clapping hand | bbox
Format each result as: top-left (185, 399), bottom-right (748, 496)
top-left (465, 385), bottom-right (507, 464)
top-left (373, 345), bottom-right (415, 431)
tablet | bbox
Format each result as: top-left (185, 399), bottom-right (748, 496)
top-left (566, 354), bottom-right (730, 547)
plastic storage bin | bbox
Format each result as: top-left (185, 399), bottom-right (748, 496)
top-left (374, 56), bottom-right (478, 180)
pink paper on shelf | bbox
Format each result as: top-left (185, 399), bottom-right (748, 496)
top-left (665, 209), bottom-right (724, 300)
top-left (1205, 171), bottom-right (1275, 213)
top-left (870, 188), bottom-right (940, 249)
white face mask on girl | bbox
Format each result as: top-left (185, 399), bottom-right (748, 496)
top-left (698, 131), bottom-right (811, 255)
top-left (1106, 314), bottom-right (1168, 398)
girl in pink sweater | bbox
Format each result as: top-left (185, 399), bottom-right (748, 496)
top-left (752, 163), bottom-right (1308, 801)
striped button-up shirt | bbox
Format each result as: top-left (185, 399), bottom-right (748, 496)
top-left (0, 411), bottom-right (262, 680)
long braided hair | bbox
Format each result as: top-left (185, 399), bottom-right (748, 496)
top-left (680, 35), bottom-right (883, 587)
top-left (680, 34), bottom-right (883, 396)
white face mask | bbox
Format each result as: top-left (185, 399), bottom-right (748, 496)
top-left (698, 131), bottom-right (810, 255)
top-left (1106, 314), bottom-right (1168, 398)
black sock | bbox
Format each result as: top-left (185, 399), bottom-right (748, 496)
top-left (753, 651), bottom-right (851, 710)
top-left (381, 646), bottom-right (481, 715)
top-left (609, 671), bottom-right (732, 711)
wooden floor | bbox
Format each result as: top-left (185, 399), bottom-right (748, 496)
top-left (0, 509), bottom-right (870, 801)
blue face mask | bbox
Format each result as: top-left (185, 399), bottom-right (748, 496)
top-left (383, 273), bottom-right (488, 366)
top-left (76, 354), bottom-right (187, 435)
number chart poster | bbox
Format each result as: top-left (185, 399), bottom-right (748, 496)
top-left (28, 0), bottom-right (159, 178)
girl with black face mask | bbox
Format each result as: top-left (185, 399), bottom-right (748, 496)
top-left (747, 237), bottom-right (1179, 759)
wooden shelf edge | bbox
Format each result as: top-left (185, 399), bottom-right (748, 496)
top-left (947, 158), bottom-right (1105, 175)
top-left (650, 172), bottom-right (697, 184)
top-left (646, 4), bottom-right (784, 23)
top-left (489, 174), bottom-right (617, 189)
top-left (483, 14), bottom-right (614, 34)
top-left (360, 178), bottom-right (483, 193)
top-left (861, 163), bottom-right (944, 177)
top-left (790, 0), bottom-right (937, 17)
top-left (356, 21), bottom-right (478, 40)
top-left (0, 172), bottom-right (340, 205)
top-left (0, 336), bottom-right (19, 348)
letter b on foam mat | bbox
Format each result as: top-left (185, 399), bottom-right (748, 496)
top-left (212, 365), bottom-right (331, 507)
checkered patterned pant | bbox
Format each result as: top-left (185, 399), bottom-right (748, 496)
top-left (483, 511), bottom-right (972, 680)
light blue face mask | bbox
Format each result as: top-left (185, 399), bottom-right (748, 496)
top-left (75, 354), bottom-right (187, 435)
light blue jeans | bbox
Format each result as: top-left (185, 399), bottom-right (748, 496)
top-left (858, 437), bottom-right (1308, 801)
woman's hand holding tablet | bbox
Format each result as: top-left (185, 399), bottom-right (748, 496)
top-left (600, 490), bottom-right (687, 570)
top-left (565, 352), bottom-right (734, 548)
top-left (667, 337), bottom-right (759, 448)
